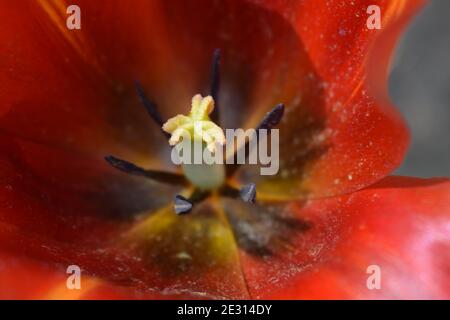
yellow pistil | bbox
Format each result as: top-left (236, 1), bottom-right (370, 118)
top-left (162, 94), bottom-right (225, 153)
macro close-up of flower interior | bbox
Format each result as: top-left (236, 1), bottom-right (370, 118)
top-left (0, 0), bottom-right (449, 301)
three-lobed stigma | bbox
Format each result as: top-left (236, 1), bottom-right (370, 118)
top-left (162, 94), bottom-right (225, 153)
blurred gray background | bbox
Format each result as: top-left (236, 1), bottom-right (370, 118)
top-left (390, 0), bottom-right (450, 177)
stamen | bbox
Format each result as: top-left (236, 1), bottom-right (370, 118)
top-left (209, 48), bottom-right (221, 123)
top-left (105, 155), bottom-right (188, 186)
top-left (257, 103), bottom-right (285, 131)
top-left (240, 183), bottom-right (257, 204)
top-left (227, 103), bottom-right (285, 176)
top-left (174, 189), bottom-right (210, 215)
top-left (174, 195), bottom-right (193, 215)
top-left (220, 184), bottom-right (257, 204)
top-left (134, 80), bottom-right (171, 139)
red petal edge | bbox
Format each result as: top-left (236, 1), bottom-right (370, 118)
top-left (242, 176), bottom-right (450, 299)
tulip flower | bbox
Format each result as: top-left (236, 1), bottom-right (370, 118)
top-left (0, 0), bottom-right (448, 299)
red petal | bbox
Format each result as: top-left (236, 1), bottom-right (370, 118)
top-left (236, 177), bottom-right (450, 299)
top-left (0, 252), bottom-right (198, 299)
top-left (0, 1), bottom-right (174, 164)
top-left (0, 132), bottom-right (178, 236)
top-left (2, 129), bottom-right (449, 299)
top-left (0, 133), bottom-right (249, 299)
top-left (236, 0), bottom-right (425, 198)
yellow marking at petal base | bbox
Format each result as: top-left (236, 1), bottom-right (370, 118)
top-left (122, 200), bottom-right (249, 297)
top-left (45, 277), bottom-right (100, 300)
top-left (125, 202), bottom-right (237, 269)
top-left (227, 177), bottom-right (308, 202)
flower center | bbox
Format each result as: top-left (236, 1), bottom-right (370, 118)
top-left (105, 49), bottom-right (284, 215)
